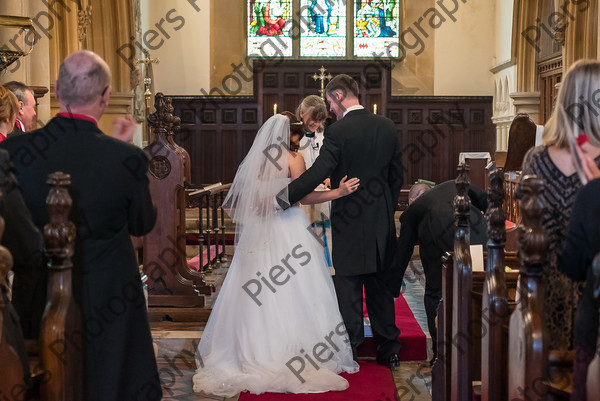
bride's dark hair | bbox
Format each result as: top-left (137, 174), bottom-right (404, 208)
top-left (280, 111), bottom-right (305, 152)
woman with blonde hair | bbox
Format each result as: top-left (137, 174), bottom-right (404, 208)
top-left (556, 59), bottom-right (600, 401)
top-left (0, 87), bottom-right (19, 142)
top-left (296, 95), bottom-right (335, 270)
top-left (296, 94), bottom-right (328, 135)
top-left (521, 59), bottom-right (600, 352)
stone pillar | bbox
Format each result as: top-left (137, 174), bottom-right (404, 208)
top-left (492, 115), bottom-right (514, 152)
top-left (0, 1), bottom-right (52, 126)
top-left (510, 92), bottom-right (541, 124)
top-left (27, 0), bottom-right (51, 127)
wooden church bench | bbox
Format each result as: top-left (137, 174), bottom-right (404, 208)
top-left (0, 171), bottom-right (83, 401)
top-left (431, 165), bottom-right (520, 401)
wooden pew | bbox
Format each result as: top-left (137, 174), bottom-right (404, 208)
top-left (480, 169), bottom-right (511, 401)
top-left (39, 172), bottom-right (83, 401)
top-left (1, 172), bottom-right (83, 401)
top-left (451, 163), bottom-right (474, 401)
top-left (508, 175), bottom-right (549, 401)
top-left (432, 166), bottom-right (520, 401)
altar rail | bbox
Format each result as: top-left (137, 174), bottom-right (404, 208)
top-left (186, 183), bottom-right (232, 271)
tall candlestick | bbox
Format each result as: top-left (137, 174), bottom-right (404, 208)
top-left (373, 104), bottom-right (378, 114)
top-left (273, 103), bottom-right (278, 115)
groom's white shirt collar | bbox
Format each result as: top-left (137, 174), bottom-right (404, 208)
top-left (342, 105), bottom-right (364, 118)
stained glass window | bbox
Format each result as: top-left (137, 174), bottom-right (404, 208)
top-left (353, 0), bottom-right (399, 57)
top-left (248, 0), bottom-right (293, 57)
top-left (300, 0), bottom-right (347, 57)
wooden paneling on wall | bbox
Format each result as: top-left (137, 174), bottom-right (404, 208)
top-left (170, 61), bottom-right (494, 187)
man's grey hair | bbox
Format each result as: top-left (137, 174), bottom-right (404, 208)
top-left (57, 50), bottom-right (111, 107)
top-left (3, 81), bottom-right (34, 104)
top-left (408, 183), bottom-right (432, 204)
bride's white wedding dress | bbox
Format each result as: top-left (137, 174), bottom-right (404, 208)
top-left (192, 114), bottom-right (358, 397)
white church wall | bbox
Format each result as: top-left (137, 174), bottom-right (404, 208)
top-left (140, 0), bottom-right (210, 96)
top-left (433, 0), bottom-right (495, 96)
top-left (494, 0), bottom-right (513, 64)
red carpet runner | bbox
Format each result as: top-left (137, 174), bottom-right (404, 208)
top-left (358, 293), bottom-right (427, 361)
top-left (238, 361), bottom-right (397, 401)
top-left (187, 244), bottom-right (224, 271)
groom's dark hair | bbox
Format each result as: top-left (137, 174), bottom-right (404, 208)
top-left (325, 74), bottom-right (359, 99)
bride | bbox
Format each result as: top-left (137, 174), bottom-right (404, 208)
top-left (192, 112), bottom-right (360, 397)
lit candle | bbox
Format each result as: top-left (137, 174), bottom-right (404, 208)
top-left (373, 104), bottom-right (377, 114)
top-left (273, 103), bottom-right (278, 115)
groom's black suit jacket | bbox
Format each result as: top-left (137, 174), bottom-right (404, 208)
top-left (283, 109), bottom-right (403, 276)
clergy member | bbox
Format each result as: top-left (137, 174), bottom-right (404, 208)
top-left (296, 95), bottom-right (334, 271)
top-left (0, 50), bottom-right (160, 401)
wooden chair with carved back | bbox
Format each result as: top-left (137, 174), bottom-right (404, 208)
top-left (502, 113), bottom-right (537, 172)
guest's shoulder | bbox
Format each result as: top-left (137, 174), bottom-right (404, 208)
top-left (0, 127), bottom-right (34, 150)
top-left (521, 145), bottom-right (546, 172)
top-left (524, 145), bottom-right (546, 161)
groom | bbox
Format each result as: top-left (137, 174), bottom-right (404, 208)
top-left (277, 74), bottom-right (403, 367)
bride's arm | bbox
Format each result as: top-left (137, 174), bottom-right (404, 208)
top-left (288, 152), bottom-right (359, 205)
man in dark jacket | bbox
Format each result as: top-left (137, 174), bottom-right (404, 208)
top-left (1, 50), bottom-right (160, 401)
top-left (3, 81), bottom-right (36, 136)
top-left (278, 74), bottom-right (404, 368)
top-left (0, 148), bottom-right (44, 388)
top-left (394, 180), bottom-right (488, 362)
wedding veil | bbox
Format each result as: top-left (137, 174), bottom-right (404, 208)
top-left (222, 114), bottom-right (292, 245)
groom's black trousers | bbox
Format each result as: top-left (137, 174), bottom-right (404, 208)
top-left (333, 272), bottom-right (401, 360)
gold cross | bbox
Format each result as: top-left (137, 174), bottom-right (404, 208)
top-left (135, 50), bottom-right (160, 111)
top-left (312, 66), bottom-right (333, 100)
top-left (135, 49), bottom-right (160, 68)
